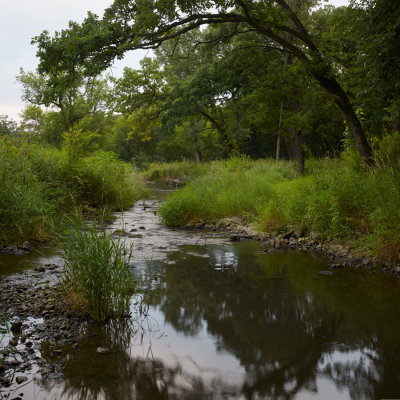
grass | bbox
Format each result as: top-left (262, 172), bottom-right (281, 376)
top-left (0, 137), bottom-right (148, 243)
top-left (143, 160), bottom-right (211, 182)
top-left (158, 157), bottom-right (298, 225)
top-left (158, 156), bottom-right (400, 262)
top-left (58, 212), bottom-right (135, 321)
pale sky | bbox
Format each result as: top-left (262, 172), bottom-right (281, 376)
top-left (0, 0), bottom-right (349, 121)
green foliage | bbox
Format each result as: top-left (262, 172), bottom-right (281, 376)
top-left (158, 158), bottom-right (298, 225)
top-left (0, 137), bottom-right (147, 243)
top-left (143, 160), bottom-right (211, 182)
top-left (0, 137), bottom-right (54, 241)
top-left (159, 156), bottom-right (400, 262)
top-left (59, 212), bottom-right (135, 320)
top-left (0, 115), bottom-right (18, 137)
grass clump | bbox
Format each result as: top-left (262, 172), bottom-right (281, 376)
top-left (59, 213), bottom-right (135, 321)
top-left (0, 137), bottom-right (54, 241)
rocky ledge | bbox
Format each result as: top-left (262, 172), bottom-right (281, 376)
top-left (0, 241), bottom-right (32, 256)
top-left (186, 217), bottom-right (400, 276)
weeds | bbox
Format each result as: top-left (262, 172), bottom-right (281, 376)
top-left (58, 212), bottom-right (136, 321)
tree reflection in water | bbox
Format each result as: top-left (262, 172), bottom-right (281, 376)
top-left (142, 243), bottom-right (400, 399)
top-left (38, 242), bottom-right (400, 399)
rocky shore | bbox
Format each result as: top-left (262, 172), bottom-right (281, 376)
top-left (186, 217), bottom-right (400, 276)
top-left (0, 264), bottom-right (86, 398)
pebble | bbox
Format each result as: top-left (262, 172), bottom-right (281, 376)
top-left (15, 376), bottom-right (28, 384)
top-left (318, 271), bottom-right (334, 276)
top-left (96, 347), bottom-right (111, 354)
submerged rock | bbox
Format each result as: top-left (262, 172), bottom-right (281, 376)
top-left (318, 271), bottom-right (333, 276)
top-left (96, 347), bottom-right (111, 354)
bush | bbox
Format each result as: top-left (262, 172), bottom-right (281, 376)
top-left (59, 213), bottom-right (135, 320)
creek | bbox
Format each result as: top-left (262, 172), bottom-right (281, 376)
top-left (1, 188), bottom-right (400, 399)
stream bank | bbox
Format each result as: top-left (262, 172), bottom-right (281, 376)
top-left (2, 189), bottom-right (400, 399)
top-left (185, 216), bottom-right (400, 275)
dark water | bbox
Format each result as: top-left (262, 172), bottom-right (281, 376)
top-left (2, 191), bottom-right (400, 399)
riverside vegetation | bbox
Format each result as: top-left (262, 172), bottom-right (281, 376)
top-left (156, 142), bottom-right (400, 263)
top-left (0, 136), bottom-right (148, 245)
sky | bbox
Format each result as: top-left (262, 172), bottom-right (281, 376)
top-left (0, 0), bottom-right (349, 121)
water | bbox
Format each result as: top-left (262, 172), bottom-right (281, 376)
top-left (1, 190), bottom-right (400, 399)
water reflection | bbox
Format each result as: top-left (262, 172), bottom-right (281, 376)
top-left (36, 242), bottom-right (400, 399)
top-left (141, 242), bottom-right (400, 399)
top-left (39, 320), bottom-right (242, 399)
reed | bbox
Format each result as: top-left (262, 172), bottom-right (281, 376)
top-left (59, 212), bottom-right (135, 320)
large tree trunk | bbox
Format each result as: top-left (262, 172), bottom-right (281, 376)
top-left (194, 149), bottom-right (202, 162)
top-left (276, 53), bottom-right (288, 163)
top-left (313, 75), bottom-right (375, 167)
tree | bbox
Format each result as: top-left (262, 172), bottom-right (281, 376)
top-left (32, 0), bottom-right (374, 167)
top-left (0, 115), bottom-right (18, 137)
top-left (17, 65), bottom-right (111, 144)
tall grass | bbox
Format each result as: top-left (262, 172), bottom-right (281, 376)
top-left (0, 137), bottom-right (148, 243)
top-left (143, 160), bottom-right (211, 182)
top-left (159, 156), bottom-right (400, 262)
top-left (0, 138), bottom-right (54, 241)
top-left (158, 158), bottom-right (298, 225)
top-left (59, 213), bottom-right (135, 320)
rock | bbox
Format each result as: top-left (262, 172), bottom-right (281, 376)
top-left (15, 376), bottom-right (28, 384)
top-left (328, 263), bottom-right (345, 269)
top-left (51, 349), bottom-right (62, 356)
top-left (96, 347), bottom-right (111, 354)
top-left (34, 266), bottom-right (46, 273)
top-left (0, 377), bottom-right (11, 387)
top-left (46, 372), bottom-right (63, 379)
top-left (318, 271), bottom-right (333, 276)
top-left (309, 231), bottom-right (321, 240)
top-left (139, 226), bottom-right (146, 230)
top-left (282, 230), bottom-right (295, 240)
top-left (11, 321), bottom-right (22, 334)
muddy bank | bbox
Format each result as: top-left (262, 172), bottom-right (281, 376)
top-left (186, 217), bottom-right (400, 276)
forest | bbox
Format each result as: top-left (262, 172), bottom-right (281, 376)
top-left (1, 0), bottom-right (399, 261)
